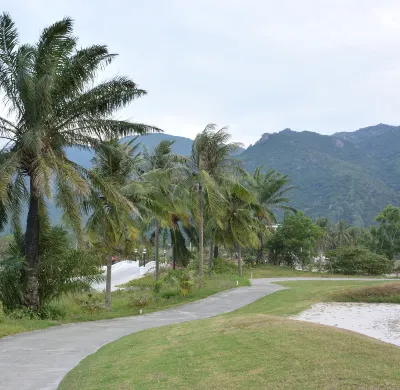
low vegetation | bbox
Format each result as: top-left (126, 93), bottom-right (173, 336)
top-left (59, 279), bottom-right (400, 390)
top-left (330, 283), bottom-right (400, 304)
top-left (0, 269), bottom-right (249, 338)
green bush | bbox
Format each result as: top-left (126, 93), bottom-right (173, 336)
top-left (130, 293), bottom-right (154, 309)
top-left (75, 293), bottom-right (107, 316)
top-left (0, 227), bottom-right (103, 312)
top-left (212, 258), bottom-right (237, 274)
top-left (325, 247), bottom-right (393, 275)
top-left (160, 290), bottom-right (180, 299)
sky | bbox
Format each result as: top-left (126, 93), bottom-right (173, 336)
top-left (3, 0), bottom-right (400, 146)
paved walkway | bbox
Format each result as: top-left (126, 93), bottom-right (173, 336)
top-left (0, 277), bottom-right (391, 390)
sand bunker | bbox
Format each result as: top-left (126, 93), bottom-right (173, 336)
top-left (292, 302), bottom-right (400, 346)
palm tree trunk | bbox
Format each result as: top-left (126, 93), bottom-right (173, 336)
top-left (257, 232), bottom-right (264, 264)
top-left (213, 245), bottom-right (219, 258)
top-left (237, 245), bottom-right (243, 277)
top-left (155, 219), bottom-right (160, 282)
top-left (24, 177), bottom-right (40, 311)
top-left (208, 239), bottom-right (213, 272)
top-left (172, 241), bottom-right (176, 270)
top-left (105, 255), bottom-right (112, 309)
top-left (198, 185), bottom-right (204, 285)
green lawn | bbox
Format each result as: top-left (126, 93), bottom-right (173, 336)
top-left (59, 314), bottom-right (400, 390)
top-left (58, 280), bottom-right (400, 390)
top-left (0, 273), bottom-right (250, 338)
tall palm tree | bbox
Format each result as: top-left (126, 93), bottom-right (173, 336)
top-left (189, 124), bottom-right (242, 282)
top-left (85, 139), bottom-right (142, 308)
top-left (0, 14), bottom-right (158, 309)
top-left (218, 179), bottom-right (264, 276)
top-left (140, 140), bottom-right (187, 280)
top-left (248, 167), bottom-right (295, 263)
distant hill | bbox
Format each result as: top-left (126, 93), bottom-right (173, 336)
top-left (240, 124), bottom-right (400, 226)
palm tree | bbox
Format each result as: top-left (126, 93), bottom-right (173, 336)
top-left (85, 139), bottom-right (142, 308)
top-left (140, 140), bottom-right (187, 280)
top-left (189, 124), bottom-right (242, 282)
top-left (218, 179), bottom-right (264, 276)
top-left (0, 14), bottom-right (158, 310)
top-left (248, 167), bottom-right (295, 263)
top-left (330, 220), bottom-right (353, 249)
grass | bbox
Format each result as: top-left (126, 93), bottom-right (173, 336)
top-left (0, 273), bottom-right (250, 339)
top-left (330, 283), bottom-right (400, 304)
top-left (232, 280), bottom-right (399, 317)
top-left (58, 279), bottom-right (400, 390)
top-left (242, 263), bottom-right (394, 279)
top-left (58, 314), bottom-right (400, 390)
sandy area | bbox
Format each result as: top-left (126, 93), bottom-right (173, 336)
top-left (292, 302), bottom-right (400, 346)
top-left (91, 260), bottom-right (156, 291)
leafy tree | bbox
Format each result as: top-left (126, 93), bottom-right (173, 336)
top-left (266, 212), bottom-right (322, 269)
top-left (217, 180), bottom-right (264, 276)
top-left (248, 167), bottom-right (295, 263)
top-left (374, 205), bottom-right (400, 260)
top-left (85, 139), bottom-right (142, 308)
top-left (140, 140), bottom-right (188, 280)
top-left (0, 14), bottom-right (157, 310)
top-left (325, 246), bottom-right (393, 275)
top-left (188, 124), bottom-right (241, 282)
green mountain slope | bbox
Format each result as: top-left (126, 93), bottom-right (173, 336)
top-left (240, 125), bottom-right (400, 225)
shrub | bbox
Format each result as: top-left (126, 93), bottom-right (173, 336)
top-left (325, 247), bottom-right (393, 275)
top-left (154, 280), bottom-right (163, 294)
top-left (75, 293), bottom-right (107, 316)
top-left (212, 258), bottom-right (237, 274)
top-left (130, 293), bottom-right (154, 309)
top-left (0, 227), bottom-right (103, 312)
top-left (38, 304), bottom-right (67, 320)
top-left (160, 290), bottom-right (180, 299)
top-left (331, 284), bottom-right (400, 303)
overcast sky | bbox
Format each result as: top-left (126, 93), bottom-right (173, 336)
top-left (3, 0), bottom-right (400, 145)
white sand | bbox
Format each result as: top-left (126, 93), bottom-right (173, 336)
top-left (292, 302), bottom-right (400, 346)
top-left (91, 260), bottom-right (156, 291)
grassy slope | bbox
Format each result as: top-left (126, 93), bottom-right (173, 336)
top-left (0, 274), bottom-right (249, 339)
top-left (59, 280), bottom-right (400, 390)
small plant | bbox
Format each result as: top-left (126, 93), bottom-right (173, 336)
top-left (160, 290), bottom-right (179, 300)
top-left (0, 303), bottom-right (5, 324)
top-left (7, 307), bottom-right (40, 320)
top-left (154, 280), bottom-right (163, 294)
top-left (38, 304), bottom-right (67, 320)
top-left (76, 293), bottom-right (107, 316)
top-left (130, 293), bottom-right (154, 309)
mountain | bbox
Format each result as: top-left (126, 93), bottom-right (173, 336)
top-left (240, 124), bottom-right (400, 226)
top-left (66, 133), bottom-right (193, 169)
top-left (6, 125), bottom-right (399, 232)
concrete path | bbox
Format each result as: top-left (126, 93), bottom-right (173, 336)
top-left (0, 277), bottom-right (393, 390)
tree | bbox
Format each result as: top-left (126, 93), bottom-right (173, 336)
top-left (217, 179), bottom-right (264, 277)
top-left (189, 124), bottom-right (242, 282)
top-left (248, 167), bottom-right (295, 263)
top-left (329, 220), bottom-right (353, 249)
top-left (85, 139), bottom-right (142, 308)
top-left (266, 212), bottom-right (322, 270)
top-left (0, 14), bottom-right (158, 310)
top-left (140, 141), bottom-right (187, 280)
top-left (374, 205), bottom-right (400, 260)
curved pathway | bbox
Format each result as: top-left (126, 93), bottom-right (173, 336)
top-left (0, 277), bottom-right (392, 390)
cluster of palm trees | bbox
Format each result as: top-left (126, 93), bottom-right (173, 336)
top-left (0, 14), bottom-right (293, 311)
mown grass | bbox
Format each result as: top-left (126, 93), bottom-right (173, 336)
top-left (58, 314), bottom-right (400, 390)
top-left (0, 273), bottom-right (250, 338)
top-left (232, 280), bottom-right (399, 317)
top-left (330, 283), bottom-right (400, 304)
top-left (243, 263), bottom-right (394, 279)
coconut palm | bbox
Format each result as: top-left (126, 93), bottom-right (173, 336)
top-left (140, 140), bottom-right (188, 280)
top-left (189, 124), bottom-right (242, 282)
top-left (248, 167), bottom-right (295, 263)
top-left (85, 139), bottom-right (143, 308)
top-left (217, 179), bottom-right (264, 276)
top-left (0, 14), bottom-right (159, 309)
